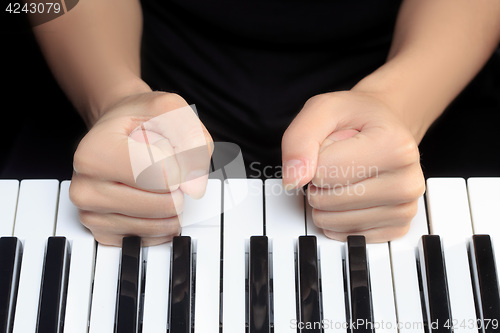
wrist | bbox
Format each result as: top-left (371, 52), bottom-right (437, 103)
top-left (85, 75), bottom-right (152, 126)
top-left (351, 60), bottom-right (441, 143)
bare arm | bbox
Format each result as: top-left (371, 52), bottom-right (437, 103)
top-left (281, 0), bottom-right (500, 242)
top-left (353, 0), bottom-right (500, 142)
top-left (32, 0), bottom-right (151, 125)
top-left (31, 0), bottom-right (212, 246)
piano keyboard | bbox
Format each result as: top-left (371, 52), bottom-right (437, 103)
top-left (0, 178), bottom-right (499, 333)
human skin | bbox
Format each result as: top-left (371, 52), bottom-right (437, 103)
top-left (31, 0), bottom-right (500, 245)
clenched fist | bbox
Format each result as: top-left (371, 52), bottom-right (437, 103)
top-left (69, 92), bottom-right (213, 246)
top-left (282, 91), bottom-right (425, 242)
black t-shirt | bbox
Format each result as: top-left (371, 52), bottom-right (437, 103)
top-left (140, 0), bottom-right (402, 176)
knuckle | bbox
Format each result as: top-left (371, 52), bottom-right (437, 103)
top-left (399, 174), bottom-right (426, 202)
top-left (146, 217), bottom-right (181, 237)
top-left (396, 137), bottom-right (420, 166)
top-left (312, 208), bottom-right (327, 229)
top-left (164, 191), bottom-right (184, 217)
top-left (323, 229), bottom-right (346, 242)
top-left (69, 179), bottom-right (97, 211)
top-left (307, 187), bottom-right (323, 209)
top-left (305, 93), bottom-right (330, 106)
top-left (72, 139), bottom-right (92, 175)
top-left (77, 210), bottom-right (102, 230)
top-left (69, 180), bottom-right (88, 209)
top-left (92, 233), bottom-right (122, 247)
top-left (151, 92), bottom-right (187, 112)
top-left (394, 201), bottom-right (419, 224)
top-left (312, 208), bottom-right (340, 231)
top-left (391, 224), bottom-right (412, 239)
top-left (142, 236), bottom-right (176, 247)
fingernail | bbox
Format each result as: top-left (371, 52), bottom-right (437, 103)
top-left (283, 159), bottom-right (305, 190)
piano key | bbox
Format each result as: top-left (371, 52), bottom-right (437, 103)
top-left (305, 202), bottom-right (346, 333)
top-left (142, 244), bottom-right (171, 333)
top-left (467, 178), bottom-right (500, 278)
top-left (0, 180), bottom-right (20, 332)
top-left (418, 235), bottom-right (452, 333)
top-left (88, 244), bottom-right (121, 333)
top-left (55, 181), bottom-right (96, 333)
top-left (366, 243), bottom-right (398, 333)
top-left (181, 179), bottom-right (221, 333)
top-left (297, 235), bottom-right (322, 333)
top-left (37, 237), bottom-right (70, 333)
top-left (469, 235), bottom-right (500, 333)
top-left (249, 236), bottom-right (271, 333)
top-left (223, 179), bottom-right (264, 333)
top-left (169, 236), bottom-right (193, 333)
top-left (389, 197), bottom-right (428, 333)
top-left (426, 178), bottom-right (477, 332)
top-left (0, 237), bottom-right (21, 333)
top-left (12, 179), bottom-right (59, 333)
top-left (0, 180), bottom-right (19, 236)
top-left (346, 235), bottom-right (374, 333)
top-left (265, 179), bottom-right (306, 333)
top-left (116, 236), bottom-right (142, 333)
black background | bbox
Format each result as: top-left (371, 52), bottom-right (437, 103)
top-left (1, 8), bottom-right (499, 181)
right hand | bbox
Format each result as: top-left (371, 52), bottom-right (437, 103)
top-left (69, 92), bottom-right (213, 246)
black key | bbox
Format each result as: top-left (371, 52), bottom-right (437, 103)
top-left (169, 236), bottom-right (192, 333)
top-left (346, 235), bottom-right (374, 333)
top-left (116, 236), bottom-right (142, 333)
top-left (0, 237), bottom-right (22, 333)
top-left (418, 235), bottom-right (452, 333)
top-left (36, 236), bottom-right (70, 333)
top-left (249, 236), bottom-right (271, 333)
top-left (470, 235), bottom-right (500, 333)
top-left (297, 236), bottom-right (321, 333)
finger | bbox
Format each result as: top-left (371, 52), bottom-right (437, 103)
top-left (312, 124), bottom-right (419, 187)
top-left (307, 164), bottom-right (425, 211)
top-left (322, 224), bottom-right (412, 243)
top-left (92, 233), bottom-right (177, 247)
top-left (78, 210), bottom-right (181, 239)
top-left (142, 105), bottom-right (213, 199)
top-left (128, 128), bottom-right (182, 192)
top-left (282, 93), bottom-right (383, 189)
top-left (70, 175), bottom-right (184, 218)
top-left (311, 201), bottom-right (418, 233)
top-left (73, 123), bottom-right (141, 188)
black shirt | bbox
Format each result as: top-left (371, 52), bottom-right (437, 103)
top-left (140, 0), bottom-right (402, 176)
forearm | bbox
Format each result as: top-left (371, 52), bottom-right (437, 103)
top-left (32, 0), bottom-right (151, 126)
top-left (353, 0), bottom-right (500, 142)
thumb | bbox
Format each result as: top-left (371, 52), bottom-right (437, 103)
top-left (281, 95), bottom-right (359, 190)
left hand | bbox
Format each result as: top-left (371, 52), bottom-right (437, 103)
top-left (281, 91), bottom-right (425, 243)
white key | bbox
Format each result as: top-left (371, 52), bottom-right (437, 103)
top-left (142, 180), bottom-right (222, 332)
top-left (389, 197), bottom-right (427, 333)
top-left (366, 243), bottom-right (398, 333)
top-left (467, 177), bottom-right (500, 271)
top-left (142, 244), bottom-right (171, 333)
top-left (223, 179), bottom-right (264, 333)
top-left (55, 181), bottom-right (96, 333)
top-left (0, 180), bottom-right (19, 236)
top-left (12, 179), bottom-right (59, 333)
top-left (89, 244), bottom-right (121, 333)
top-left (426, 178), bottom-right (476, 333)
top-left (182, 179), bottom-right (221, 333)
top-left (265, 179), bottom-right (306, 333)
top-left (305, 202), bottom-right (346, 333)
